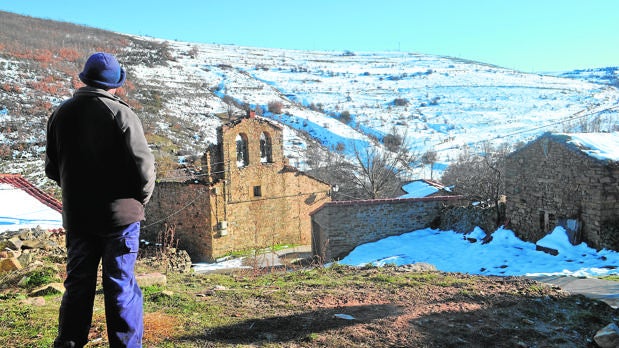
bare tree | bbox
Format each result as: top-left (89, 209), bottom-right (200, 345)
top-left (350, 145), bottom-right (401, 199)
top-left (349, 130), bottom-right (419, 199)
top-left (421, 149), bottom-right (438, 180)
top-left (305, 142), bottom-right (355, 199)
top-left (188, 45), bottom-right (199, 59)
top-left (222, 95), bottom-right (236, 120)
top-left (305, 129), bottom-right (419, 200)
top-left (442, 142), bottom-right (509, 226)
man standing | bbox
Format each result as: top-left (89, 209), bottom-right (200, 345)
top-left (46, 52), bottom-right (156, 348)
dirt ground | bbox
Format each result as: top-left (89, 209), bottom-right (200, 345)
top-left (2, 238), bottom-right (616, 347)
top-left (181, 266), bottom-right (617, 348)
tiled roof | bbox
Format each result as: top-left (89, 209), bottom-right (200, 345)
top-left (0, 174), bottom-right (62, 213)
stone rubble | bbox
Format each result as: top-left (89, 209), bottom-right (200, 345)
top-left (594, 322), bottom-right (619, 348)
top-left (0, 227), bottom-right (193, 292)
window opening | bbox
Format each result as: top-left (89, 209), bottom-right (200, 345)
top-left (236, 133), bottom-right (249, 167)
top-left (260, 132), bottom-right (273, 163)
top-left (539, 211), bottom-right (557, 233)
top-left (253, 186), bottom-right (262, 197)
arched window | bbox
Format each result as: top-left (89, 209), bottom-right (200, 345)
top-left (260, 132), bottom-right (273, 163)
top-left (236, 133), bottom-right (249, 167)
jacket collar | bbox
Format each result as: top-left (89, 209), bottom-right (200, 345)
top-left (73, 86), bottom-right (129, 107)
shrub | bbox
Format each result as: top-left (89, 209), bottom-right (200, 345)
top-left (393, 98), bottom-right (409, 106)
top-left (338, 110), bottom-right (352, 124)
top-left (268, 100), bottom-right (283, 114)
top-left (0, 144), bottom-right (11, 159)
top-left (58, 48), bottom-right (80, 62)
top-left (188, 45), bottom-right (199, 59)
top-left (20, 267), bottom-right (60, 289)
top-left (383, 133), bottom-right (403, 151)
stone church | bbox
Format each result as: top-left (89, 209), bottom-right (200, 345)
top-left (144, 112), bottom-right (332, 262)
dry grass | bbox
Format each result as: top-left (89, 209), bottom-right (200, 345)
top-left (143, 312), bottom-right (180, 344)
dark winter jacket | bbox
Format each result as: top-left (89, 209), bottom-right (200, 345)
top-left (45, 87), bottom-right (156, 232)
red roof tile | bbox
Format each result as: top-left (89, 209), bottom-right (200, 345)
top-left (0, 174), bottom-right (62, 213)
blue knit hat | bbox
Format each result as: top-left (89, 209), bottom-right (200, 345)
top-left (79, 52), bottom-right (126, 89)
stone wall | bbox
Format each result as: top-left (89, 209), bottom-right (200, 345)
top-left (143, 182), bottom-right (213, 262)
top-left (311, 196), bottom-right (464, 261)
top-left (505, 134), bottom-right (619, 249)
top-left (439, 205), bottom-right (500, 234)
top-left (600, 166), bottom-right (619, 249)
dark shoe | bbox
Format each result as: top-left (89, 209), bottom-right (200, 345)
top-left (53, 340), bottom-right (76, 348)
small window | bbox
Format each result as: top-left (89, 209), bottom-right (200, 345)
top-left (253, 186), bottom-right (262, 197)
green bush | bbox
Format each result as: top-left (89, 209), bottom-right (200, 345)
top-left (20, 267), bottom-right (60, 289)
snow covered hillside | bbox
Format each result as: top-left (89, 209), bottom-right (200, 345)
top-left (131, 38), bottom-right (619, 175)
top-left (1, 21), bottom-right (618, 184)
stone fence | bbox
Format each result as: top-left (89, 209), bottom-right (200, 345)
top-left (310, 195), bottom-right (466, 262)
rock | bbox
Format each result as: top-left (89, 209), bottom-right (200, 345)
top-left (397, 262), bottom-right (437, 272)
top-left (18, 227), bottom-right (47, 241)
top-left (21, 240), bottom-right (43, 250)
top-left (17, 251), bottom-right (35, 267)
top-left (594, 323), bottom-right (619, 348)
top-left (0, 249), bottom-right (20, 258)
top-left (168, 250), bottom-right (193, 273)
top-left (17, 276), bottom-right (30, 288)
top-left (482, 234), bottom-right (493, 244)
top-left (535, 244), bottom-right (559, 256)
top-left (21, 296), bottom-right (46, 306)
top-left (0, 257), bottom-right (23, 273)
top-left (161, 290), bottom-right (174, 297)
top-left (137, 272), bottom-right (167, 287)
top-left (29, 282), bottom-right (65, 297)
top-left (39, 239), bottom-right (60, 251)
top-left (6, 236), bottom-right (23, 250)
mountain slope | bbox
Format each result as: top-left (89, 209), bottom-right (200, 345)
top-left (133, 38), bottom-right (619, 173)
top-left (1, 12), bottom-right (617, 189)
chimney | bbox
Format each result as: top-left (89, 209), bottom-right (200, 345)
top-left (247, 110), bottom-right (256, 118)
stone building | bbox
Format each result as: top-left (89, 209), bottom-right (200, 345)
top-left (144, 112), bottom-right (332, 262)
top-left (504, 132), bottom-right (619, 250)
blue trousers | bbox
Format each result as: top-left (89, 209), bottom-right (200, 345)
top-left (54, 222), bottom-right (143, 348)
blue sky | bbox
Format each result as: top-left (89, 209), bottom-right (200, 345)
top-left (1, 0), bottom-right (618, 72)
